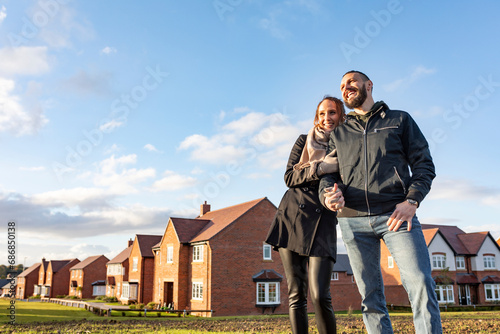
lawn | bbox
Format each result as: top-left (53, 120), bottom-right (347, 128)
top-left (1, 299), bottom-right (499, 333)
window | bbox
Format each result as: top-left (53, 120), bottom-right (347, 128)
top-left (256, 282), bottom-right (280, 305)
top-left (456, 256), bottom-right (466, 270)
top-left (485, 284), bottom-right (500, 301)
top-left (263, 244), bottom-right (272, 260)
top-left (122, 283), bottom-right (137, 300)
top-left (193, 245), bottom-right (203, 262)
top-left (432, 254), bottom-right (446, 269)
top-left (192, 282), bottom-right (203, 300)
top-left (167, 246), bottom-right (174, 263)
top-left (331, 272), bottom-right (339, 281)
top-left (484, 255), bottom-right (496, 269)
top-left (388, 256), bottom-right (394, 269)
top-left (132, 257), bottom-right (138, 271)
top-left (435, 285), bottom-right (454, 303)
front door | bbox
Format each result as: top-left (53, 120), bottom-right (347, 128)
top-left (163, 282), bottom-right (173, 308)
top-left (459, 285), bottom-right (471, 305)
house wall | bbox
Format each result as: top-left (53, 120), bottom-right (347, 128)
top-left (16, 268), bottom-right (39, 299)
top-left (207, 200), bottom-right (288, 317)
top-left (128, 243), bottom-right (155, 305)
top-left (153, 223), bottom-right (180, 308)
top-left (51, 259), bottom-right (80, 298)
top-left (107, 261), bottom-right (128, 299)
top-left (82, 256), bottom-right (108, 299)
top-left (428, 234), bottom-right (456, 271)
top-left (331, 272), bottom-right (363, 311)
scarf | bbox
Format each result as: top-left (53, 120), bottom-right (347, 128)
top-left (294, 126), bottom-right (334, 177)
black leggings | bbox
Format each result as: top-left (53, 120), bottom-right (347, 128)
top-left (279, 248), bottom-right (336, 334)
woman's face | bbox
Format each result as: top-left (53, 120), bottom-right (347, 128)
top-left (317, 100), bottom-right (339, 132)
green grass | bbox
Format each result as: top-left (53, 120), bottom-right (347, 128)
top-left (2, 299), bottom-right (500, 334)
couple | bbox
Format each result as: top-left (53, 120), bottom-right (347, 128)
top-left (266, 71), bottom-right (442, 334)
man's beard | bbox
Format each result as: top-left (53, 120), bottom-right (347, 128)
top-left (344, 83), bottom-right (367, 109)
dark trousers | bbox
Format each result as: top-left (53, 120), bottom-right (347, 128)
top-left (279, 248), bottom-right (336, 334)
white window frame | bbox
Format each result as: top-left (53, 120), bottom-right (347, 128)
top-left (256, 282), bottom-right (280, 305)
top-left (388, 256), bottom-right (394, 269)
top-left (331, 272), bottom-right (339, 281)
top-left (435, 285), bottom-right (454, 303)
top-left (167, 246), bottom-right (174, 263)
top-left (192, 282), bottom-right (203, 300)
top-left (263, 244), bottom-right (272, 260)
top-left (484, 284), bottom-right (500, 301)
top-left (456, 256), bottom-right (466, 270)
top-left (193, 245), bottom-right (203, 262)
top-left (484, 255), bottom-right (496, 269)
top-left (432, 254), bottom-right (446, 269)
top-left (132, 257), bottom-right (138, 271)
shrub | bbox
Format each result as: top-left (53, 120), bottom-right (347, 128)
top-left (129, 305), bottom-right (136, 310)
top-left (156, 312), bottom-right (162, 317)
top-left (138, 303), bottom-right (145, 309)
top-left (121, 311), bottom-right (126, 316)
top-left (146, 302), bottom-right (156, 309)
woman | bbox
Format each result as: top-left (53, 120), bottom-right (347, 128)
top-left (265, 96), bottom-right (345, 334)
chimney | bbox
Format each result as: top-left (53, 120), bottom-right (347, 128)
top-left (128, 239), bottom-right (133, 247)
top-left (200, 201), bottom-right (211, 216)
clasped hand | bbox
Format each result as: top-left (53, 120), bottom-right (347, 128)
top-left (324, 183), bottom-right (344, 212)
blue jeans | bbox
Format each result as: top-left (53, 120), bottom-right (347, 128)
top-left (338, 214), bottom-right (442, 334)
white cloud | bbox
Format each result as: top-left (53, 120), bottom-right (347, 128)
top-left (0, 46), bottom-right (50, 76)
top-left (179, 109), bottom-right (299, 168)
top-left (20, 166), bottom-right (45, 172)
top-left (99, 119), bottom-right (124, 132)
top-left (151, 170), bottom-right (197, 192)
top-left (144, 144), bottom-right (160, 152)
top-left (100, 46), bottom-right (117, 55)
top-left (428, 177), bottom-right (499, 207)
top-left (0, 6), bottom-right (6, 23)
top-left (0, 77), bottom-right (49, 135)
top-left (93, 154), bottom-right (156, 193)
top-left (383, 66), bottom-right (436, 92)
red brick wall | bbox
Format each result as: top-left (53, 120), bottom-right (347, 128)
top-left (74, 256), bottom-right (108, 299)
top-left (16, 269), bottom-right (39, 299)
top-left (207, 200), bottom-right (288, 317)
top-left (331, 272), bottom-right (361, 311)
top-left (51, 259), bottom-right (80, 298)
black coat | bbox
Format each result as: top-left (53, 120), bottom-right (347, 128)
top-left (265, 135), bottom-right (337, 260)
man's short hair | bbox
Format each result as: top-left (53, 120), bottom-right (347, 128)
top-left (343, 70), bottom-right (370, 82)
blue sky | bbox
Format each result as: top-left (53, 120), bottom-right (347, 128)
top-left (1, 0), bottom-right (499, 267)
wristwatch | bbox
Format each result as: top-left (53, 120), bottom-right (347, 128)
top-left (406, 199), bottom-right (419, 207)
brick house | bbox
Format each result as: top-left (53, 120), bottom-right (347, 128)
top-left (106, 240), bottom-right (133, 299)
top-left (16, 263), bottom-right (41, 299)
top-left (68, 255), bottom-right (109, 299)
top-left (33, 258), bottom-right (49, 296)
top-left (331, 254), bottom-right (360, 311)
top-left (381, 224), bottom-right (500, 306)
top-left (121, 234), bottom-right (162, 305)
top-left (152, 198), bottom-right (288, 317)
top-left (40, 259), bottom-right (80, 298)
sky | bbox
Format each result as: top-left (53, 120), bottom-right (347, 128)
top-left (1, 0), bottom-right (499, 268)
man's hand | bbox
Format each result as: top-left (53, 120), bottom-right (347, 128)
top-left (324, 183), bottom-right (344, 212)
top-left (387, 201), bottom-right (417, 232)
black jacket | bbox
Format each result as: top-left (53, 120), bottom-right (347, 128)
top-left (265, 135), bottom-right (337, 259)
top-left (319, 101), bottom-right (436, 217)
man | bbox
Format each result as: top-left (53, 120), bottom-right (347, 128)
top-left (319, 70), bottom-right (442, 333)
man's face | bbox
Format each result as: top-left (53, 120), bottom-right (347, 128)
top-left (340, 73), bottom-right (368, 109)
